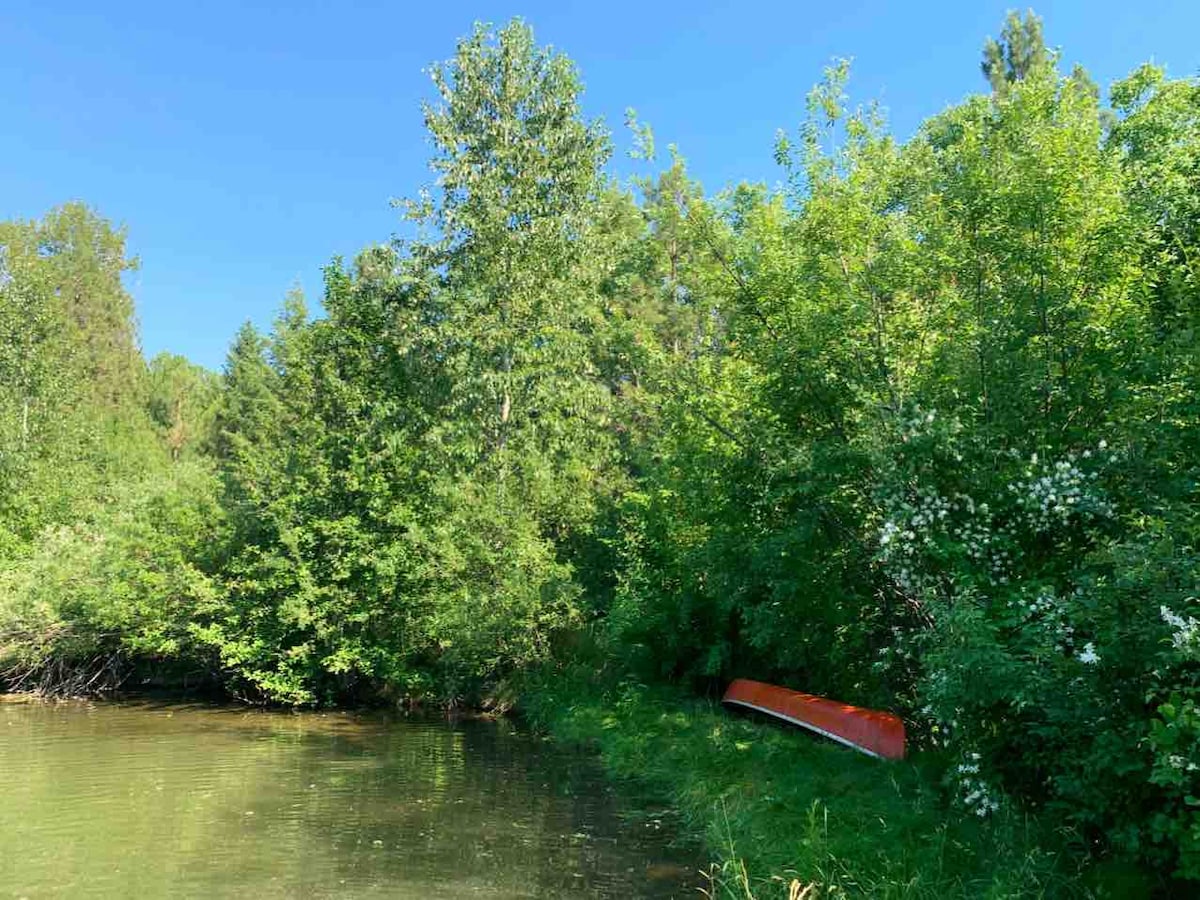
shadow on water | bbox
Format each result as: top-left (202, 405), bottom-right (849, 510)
top-left (0, 695), bottom-right (700, 898)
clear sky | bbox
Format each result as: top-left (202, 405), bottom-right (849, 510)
top-left (4, 1), bottom-right (1198, 370)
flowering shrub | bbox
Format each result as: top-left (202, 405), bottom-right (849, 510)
top-left (861, 404), bottom-right (1200, 875)
top-left (597, 50), bottom-right (1200, 884)
top-left (952, 751), bottom-right (1002, 817)
top-left (1162, 606), bottom-right (1200, 655)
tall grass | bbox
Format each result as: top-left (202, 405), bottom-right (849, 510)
top-left (521, 667), bottom-right (1109, 898)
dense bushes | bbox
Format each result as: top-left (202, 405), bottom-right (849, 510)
top-left (601, 23), bottom-right (1200, 879)
top-left (0, 463), bottom-right (224, 693)
top-left (522, 670), bottom-right (1098, 898)
top-left (2, 10), bottom-right (1200, 885)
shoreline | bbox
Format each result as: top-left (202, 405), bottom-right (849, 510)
top-left (0, 676), bottom-right (1158, 897)
top-left (518, 670), bottom-right (1144, 899)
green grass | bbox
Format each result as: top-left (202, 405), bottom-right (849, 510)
top-left (520, 667), bottom-right (1109, 899)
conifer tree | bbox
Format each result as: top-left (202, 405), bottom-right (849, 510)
top-left (981, 9), bottom-right (1049, 93)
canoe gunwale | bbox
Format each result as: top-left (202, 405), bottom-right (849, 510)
top-left (721, 678), bottom-right (906, 761)
top-left (722, 696), bottom-right (888, 760)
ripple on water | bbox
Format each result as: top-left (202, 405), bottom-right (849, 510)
top-left (0, 697), bottom-right (698, 898)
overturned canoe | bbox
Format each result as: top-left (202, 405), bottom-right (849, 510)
top-left (722, 678), bottom-right (905, 760)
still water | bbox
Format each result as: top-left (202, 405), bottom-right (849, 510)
top-left (0, 697), bottom-right (697, 898)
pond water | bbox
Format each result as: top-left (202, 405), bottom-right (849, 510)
top-left (0, 696), bottom-right (699, 898)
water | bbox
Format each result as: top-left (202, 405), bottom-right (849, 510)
top-left (0, 696), bottom-right (698, 898)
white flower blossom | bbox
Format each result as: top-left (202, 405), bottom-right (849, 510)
top-left (953, 749), bottom-right (1001, 817)
top-left (1161, 604), bottom-right (1200, 653)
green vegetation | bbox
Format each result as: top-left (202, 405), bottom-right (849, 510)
top-left (3, 10), bottom-right (1200, 893)
top-left (523, 668), bottom-right (1105, 898)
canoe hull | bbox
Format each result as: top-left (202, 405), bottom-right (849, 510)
top-left (722, 678), bottom-right (906, 761)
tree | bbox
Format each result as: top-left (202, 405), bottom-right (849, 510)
top-left (213, 321), bottom-right (278, 467)
top-left (147, 353), bottom-right (220, 461)
top-left (0, 205), bottom-right (160, 551)
top-left (399, 20), bottom-right (626, 686)
top-left (981, 9), bottom-right (1050, 93)
top-left (197, 18), bottom-right (636, 698)
top-left (413, 20), bottom-right (616, 474)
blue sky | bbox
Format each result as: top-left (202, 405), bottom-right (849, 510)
top-left (4, 1), bottom-right (1198, 370)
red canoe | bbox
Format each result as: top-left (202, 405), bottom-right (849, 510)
top-left (722, 678), bottom-right (906, 760)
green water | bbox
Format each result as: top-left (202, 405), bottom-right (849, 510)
top-left (0, 697), bottom-right (698, 898)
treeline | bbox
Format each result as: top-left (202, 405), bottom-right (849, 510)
top-left (0, 203), bottom-right (223, 693)
top-left (2, 11), bottom-right (1199, 883)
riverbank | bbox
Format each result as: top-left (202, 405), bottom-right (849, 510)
top-left (520, 667), bottom-right (1151, 899)
top-left (0, 675), bottom-right (1153, 896)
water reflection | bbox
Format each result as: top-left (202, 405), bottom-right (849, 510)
top-left (0, 697), bottom-right (697, 898)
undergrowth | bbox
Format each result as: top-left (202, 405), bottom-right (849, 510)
top-left (521, 665), bottom-right (1155, 898)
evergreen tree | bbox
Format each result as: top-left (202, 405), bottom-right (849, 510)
top-left (0, 204), bottom-right (160, 548)
top-left (147, 352), bottom-right (220, 461)
top-left (981, 9), bottom-right (1049, 93)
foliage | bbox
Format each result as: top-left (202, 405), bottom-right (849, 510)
top-left (0, 462), bottom-right (225, 693)
top-left (0, 204), bottom-right (162, 555)
top-left (981, 9), bottom-right (1049, 94)
top-left (147, 352), bottom-right (221, 460)
top-left (3, 11), bottom-right (1200, 886)
top-left (197, 22), bottom-right (627, 703)
top-left (602, 28), bottom-right (1200, 881)
top-left (521, 665), bottom-right (1098, 898)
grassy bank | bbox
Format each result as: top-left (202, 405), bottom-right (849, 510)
top-left (520, 668), bottom-right (1147, 899)
top-left (0, 657), bottom-right (1149, 897)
